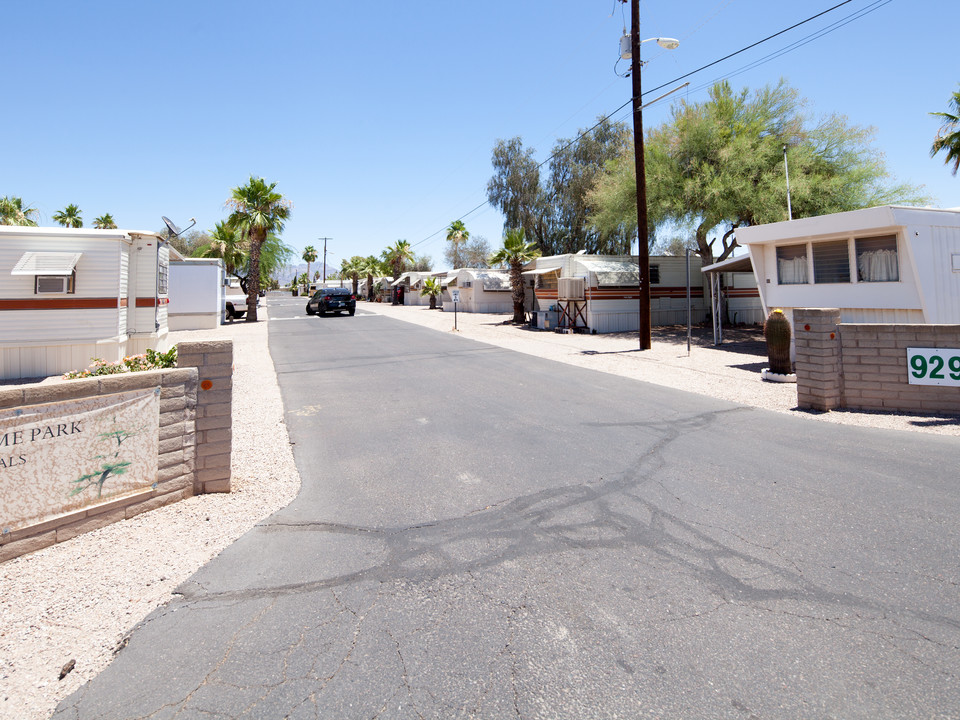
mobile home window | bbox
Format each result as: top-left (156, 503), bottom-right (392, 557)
top-left (649, 265), bottom-right (660, 284)
top-left (856, 235), bottom-right (899, 282)
top-left (158, 259), bottom-right (169, 294)
top-left (776, 244), bottom-right (808, 284)
top-left (813, 240), bottom-right (850, 284)
top-left (36, 272), bottom-right (76, 294)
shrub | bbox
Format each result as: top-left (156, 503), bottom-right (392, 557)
top-left (63, 346), bottom-right (178, 379)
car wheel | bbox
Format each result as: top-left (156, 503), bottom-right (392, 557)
top-left (225, 303), bottom-right (235, 320)
top-left (233, 310), bottom-right (245, 319)
top-left (348, 309), bottom-right (355, 316)
top-left (319, 306), bottom-right (327, 317)
top-left (305, 304), bottom-right (315, 315)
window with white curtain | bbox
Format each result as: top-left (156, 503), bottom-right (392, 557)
top-left (856, 235), bottom-right (899, 282)
top-left (776, 244), bottom-right (808, 284)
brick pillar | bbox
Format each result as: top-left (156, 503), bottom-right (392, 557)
top-left (793, 309), bottom-right (843, 411)
top-left (177, 340), bottom-right (233, 493)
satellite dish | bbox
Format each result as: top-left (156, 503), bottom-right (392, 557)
top-left (162, 216), bottom-right (181, 239)
top-left (161, 216), bottom-right (196, 239)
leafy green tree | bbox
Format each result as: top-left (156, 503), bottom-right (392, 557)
top-left (410, 253), bottom-right (432, 272)
top-left (168, 229), bottom-right (210, 257)
top-left (489, 228), bottom-right (541, 324)
top-left (463, 236), bottom-right (492, 268)
top-left (590, 80), bottom-right (929, 264)
top-left (258, 233), bottom-right (295, 288)
top-left (420, 277), bottom-right (442, 309)
top-left (445, 220), bottom-right (470, 268)
top-left (546, 117), bottom-right (630, 255)
top-left (931, 84), bottom-right (960, 175)
top-left (486, 137), bottom-right (549, 247)
top-left (0, 196), bottom-right (39, 226)
top-left (384, 239), bottom-right (414, 304)
top-left (226, 176), bottom-right (291, 322)
top-left (360, 255), bottom-right (386, 301)
top-left (302, 245), bottom-right (317, 282)
top-left (53, 204), bottom-right (83, 228)
top-left (93, 213), bottom-right (117, 229)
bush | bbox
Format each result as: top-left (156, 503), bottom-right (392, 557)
top-left (63, 346), bottom-right (178, 379)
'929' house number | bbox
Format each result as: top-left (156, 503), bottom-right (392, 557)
top-left (907, 348), bottom-right (960, 386)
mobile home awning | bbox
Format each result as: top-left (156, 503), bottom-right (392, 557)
top-left (520, 267), bottom-right (561, 276)
top-left (440, 276), bottom-right (457, 286)
top-left (595, 270), bottom-right (639, 286)
top-left (11, 252), bottom-right (83, 276)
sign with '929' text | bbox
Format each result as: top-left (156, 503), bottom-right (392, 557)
top-left (906, 348), bottom-right (960, 386)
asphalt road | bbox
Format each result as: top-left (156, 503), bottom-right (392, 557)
top-left (55, 296), bottom-right (960, 719)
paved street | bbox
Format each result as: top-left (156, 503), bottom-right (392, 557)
top-left (55, 296), bottom-right (960, 719)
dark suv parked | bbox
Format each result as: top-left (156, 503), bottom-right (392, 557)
top-left (306, 287), bottom-right (357, 316)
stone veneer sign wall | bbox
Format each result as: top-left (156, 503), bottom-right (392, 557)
top-left (0, 340), bottom-right (232, 562)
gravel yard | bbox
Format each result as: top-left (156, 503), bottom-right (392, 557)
top-left (2, 298), bottom-right (957, 720)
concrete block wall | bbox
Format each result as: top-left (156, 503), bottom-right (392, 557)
top-left (177, 340), bottom-right (233, 493)
top-left (793, 309), bottom-right (960, 415)
top-left (839, 324), bottom-right (960, 414)
top-left (0, 367), bottom-right (198, 563)
top-left (1, 338), bottom-right (234, 563)
top-left (794, 309), bottom-right (843, 411)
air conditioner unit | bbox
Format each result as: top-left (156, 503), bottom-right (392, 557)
top-left (36, 275), bottom-right (70, 294)
top-left (558, 277), bottom-right (585, 300)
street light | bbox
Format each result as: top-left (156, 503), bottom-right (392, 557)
top-left (622, 0), bottom-right (679, 349)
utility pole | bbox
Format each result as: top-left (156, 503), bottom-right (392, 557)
top-left (318, 237), bottom-right (332, 286)
top-left (629, 0), bottom-right (651, 350)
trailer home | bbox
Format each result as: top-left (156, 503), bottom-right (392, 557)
top-left (440, 269), bottom-right (513, 313)
top-left (0, 226), bottom-right (172, 380)
top-left (734, 206), bottom-right (960, 326)
top-left (522, 254), bottom-right (709, 333)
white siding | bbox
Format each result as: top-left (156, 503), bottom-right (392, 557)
top-left (925, 224), bottom-right (960, 323)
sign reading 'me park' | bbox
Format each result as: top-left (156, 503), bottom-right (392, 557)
top-left (0, 389), bottom-right (160, 533)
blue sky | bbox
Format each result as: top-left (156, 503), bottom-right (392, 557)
top-left (5, 0), bottom-right (957, 273)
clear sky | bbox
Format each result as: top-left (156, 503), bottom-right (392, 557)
top-left (5, 0), bottom-right (957, 273)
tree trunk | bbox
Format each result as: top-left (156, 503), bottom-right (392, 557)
top-left (246, 229), bottom-right (264, 322)
top-left (510, 261), bottom-right (525, 324)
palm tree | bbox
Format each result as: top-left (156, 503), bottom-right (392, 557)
top-left (359, 255), bottom-right (383, 301)
top-left (52, 204), bottom-right (83, 228)
top-left (226, 177), bottom-right (292, 322)
top-left (931, 85), bottom-right (960, 175)
top-left (93, 213), bottom-right (117, 229)
top-left (445, 220), bottom-right (469, 267)
top-left (385, 239), bottom-right (415, 304)
top-left (0, 196), bottom-right (39, 226)
top-left (302, 245), bottom-right (317, 283)
top-left (199, 221), bottom-right (246, 277)
top-left (420, 277), bottom-right (442, 310)
top-left (489, 228), bottom-right (541, 324)
top-left (340, 257), bottom-right (360, 296)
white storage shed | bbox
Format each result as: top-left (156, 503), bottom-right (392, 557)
top-left (0, 226), bottom-right (172, 380)
top-left (168, 256), bottom-right (225, 330)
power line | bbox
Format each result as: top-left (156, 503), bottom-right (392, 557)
top-left (412, 0), bottom-right (874, 250)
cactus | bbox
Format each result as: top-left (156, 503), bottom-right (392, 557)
top-left (764, 309), bottom-right (793, 375)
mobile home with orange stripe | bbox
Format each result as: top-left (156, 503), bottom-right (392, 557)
top-left (0, 226), bottom-right (172, 380)
top-left (521, 253), bottom-right (712, 333)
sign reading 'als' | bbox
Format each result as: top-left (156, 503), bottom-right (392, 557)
top-left (0, 389), bottom-right (160, 533)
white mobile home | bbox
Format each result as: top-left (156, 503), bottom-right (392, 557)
top-left (734, 206), bottom-right (960, 326)
top-left (441, 269), bottom-right (513, 313)
top-left (391, 272), bottom-right (434, 306)
top-left (168, 256), bottom-right (225, 330)
top-left (0, 226), bottom-right (172, 380)
top-left (523, 254), bottom-right (710, 333)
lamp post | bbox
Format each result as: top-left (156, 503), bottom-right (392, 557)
top-left (623, 0), bottom-right (678, 349)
